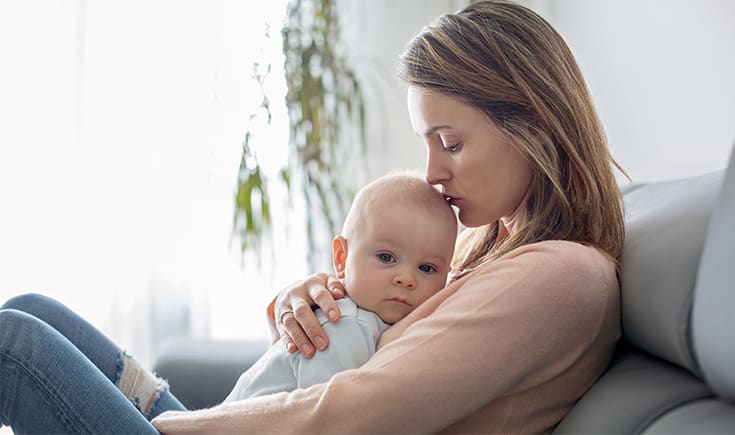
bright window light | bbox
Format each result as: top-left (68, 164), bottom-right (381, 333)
top-left (0, 0), bottom-right (304, 367)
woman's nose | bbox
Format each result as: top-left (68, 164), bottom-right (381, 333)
top-left (425, 148), bottom-right (450, 186)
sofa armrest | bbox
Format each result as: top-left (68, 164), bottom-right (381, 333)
top-left (152, 338), bottom-right (269, 410)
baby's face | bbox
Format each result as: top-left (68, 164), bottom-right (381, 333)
top-left (341, 201), bottom-right (456, 324)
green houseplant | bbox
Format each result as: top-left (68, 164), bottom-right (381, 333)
top-left (233, 0), bottom-right (367, 270)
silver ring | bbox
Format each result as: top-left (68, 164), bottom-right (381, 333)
top-left (279, 310), bottom-right (294, 325)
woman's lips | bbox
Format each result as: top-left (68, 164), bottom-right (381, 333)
top-left (445, 196), bottom-right (461, 207)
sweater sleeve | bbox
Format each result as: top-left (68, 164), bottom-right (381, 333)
top-left (152, 242), bottom-right (617, 434)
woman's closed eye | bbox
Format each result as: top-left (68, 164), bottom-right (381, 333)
top-left (439, 136), bottom-right (462, 153)
top-left (443, 143), bottom-right (462, 153)
top-left (376, 252), bottom-right (396, 263)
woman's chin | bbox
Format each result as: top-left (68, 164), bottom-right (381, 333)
top-left (457, 211), bottom-right (483, 228)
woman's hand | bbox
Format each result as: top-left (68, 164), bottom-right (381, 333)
top-left (274, 272), bottom-right (346, 358)
top-left (152, 411), bottom-right (192, 434)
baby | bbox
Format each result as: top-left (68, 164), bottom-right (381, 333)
top-left (225, 173), bottom-right (458, 400)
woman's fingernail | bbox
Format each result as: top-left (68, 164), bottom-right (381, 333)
top-left (328, 309), bottom-right (338, 321)
top-left (286, 342), bottom-right (296, 352)
top-left (302, 344), bottom-right (314, 356)
top-left (314, 336), bottom-right (326, 350)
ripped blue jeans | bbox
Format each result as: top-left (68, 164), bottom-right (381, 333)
top-left (0, 293), bottom-right (186, 434)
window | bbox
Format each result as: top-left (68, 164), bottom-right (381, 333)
top-left (0, 0), bottom-right (302, 367)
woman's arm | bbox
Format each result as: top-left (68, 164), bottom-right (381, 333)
top-left (154, 242), bottom-right (618, 434)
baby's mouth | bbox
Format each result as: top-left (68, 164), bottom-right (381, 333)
top-left (387, 297), bottom-right (412, 306)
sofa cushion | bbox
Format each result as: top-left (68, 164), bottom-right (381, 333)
top-left (553, 348), bottom-right (712, 434)
top-left (154, 338), bottom-right (269, 409)
top-left (641, 398), bottom-right (735, 433)
top-left (620, 171), bottom-right (723, 374)
top-left (692, 148), bottom-right (735, 400)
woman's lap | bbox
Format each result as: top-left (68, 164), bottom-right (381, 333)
top-left (0, 293), bottom-right (186, 434)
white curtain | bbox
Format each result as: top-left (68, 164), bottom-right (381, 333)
top-left (0, 0), bottom-right (306, 367)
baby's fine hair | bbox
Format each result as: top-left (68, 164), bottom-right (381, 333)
top-left (341, 171), bottom-right (457, 239)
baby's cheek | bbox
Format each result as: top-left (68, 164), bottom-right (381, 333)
top-left (343, 276), bottom-right (370, 307)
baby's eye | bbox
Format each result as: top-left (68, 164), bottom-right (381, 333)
top-left (418, 264), bottom-right (436, 273)
top-left (377, 253), bottom-right (395, 263)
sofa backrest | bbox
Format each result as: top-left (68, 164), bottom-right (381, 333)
top-left (555, 146), bottom-right (735, 433)
top-left (620, 170), bottom-right (722, 375)
top-left (692, 147), bottom-right (735, 401)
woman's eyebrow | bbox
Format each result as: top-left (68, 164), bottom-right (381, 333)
top-left (418, 125), bottom-right (451, 136)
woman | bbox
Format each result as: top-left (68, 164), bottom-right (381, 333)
top-left (1, 1), bottom-right (624, 433)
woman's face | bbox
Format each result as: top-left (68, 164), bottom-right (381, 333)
top-left (407, 86), bottom-right (533, 227)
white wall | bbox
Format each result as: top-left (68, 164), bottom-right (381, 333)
top-left (539, 0), bottom-right (735, 183)
top-left (344, 0), bottom-right (735, 185)
top-left (339, 0), bottom-right (470, 181)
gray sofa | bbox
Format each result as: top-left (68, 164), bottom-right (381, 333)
top-left (154, 148), bottom-right (735, 432)
top-left (555, 148), bottom-right (735, 433)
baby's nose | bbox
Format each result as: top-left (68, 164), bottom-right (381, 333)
top-left (393, 270), bottom-right (416, 289)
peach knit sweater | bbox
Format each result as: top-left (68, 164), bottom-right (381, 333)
top-left (153, 240), bottom-right (620, 434)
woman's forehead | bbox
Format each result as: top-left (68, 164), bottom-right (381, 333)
top-left (407, 87), bottom-right (482, 135)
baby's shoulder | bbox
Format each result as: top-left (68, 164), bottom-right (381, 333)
top-left (314, 297), bottom-right (359, 324)
top-left (314, 297), bottom-right (388, 343)
top-left (315, 298), bottom-right (387, 336)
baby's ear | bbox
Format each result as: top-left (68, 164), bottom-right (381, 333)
top-left (332, 235), bottom-right (348, 279)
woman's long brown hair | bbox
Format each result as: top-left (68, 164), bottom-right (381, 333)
top-left (398, 0), bottom-right (627, 273)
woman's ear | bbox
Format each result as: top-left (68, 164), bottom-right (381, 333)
top-left (332, 235), bottom-right (348, 279)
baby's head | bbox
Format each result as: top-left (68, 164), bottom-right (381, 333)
top-left (332, 173), bottom-right (458, 324)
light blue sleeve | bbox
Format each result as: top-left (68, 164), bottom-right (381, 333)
top-left (224, 344), bottom-right (299, 401)
top-left (224, 307), bottom-right (379, 401)
top-left (294, 315), bottom-right (377, 389)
